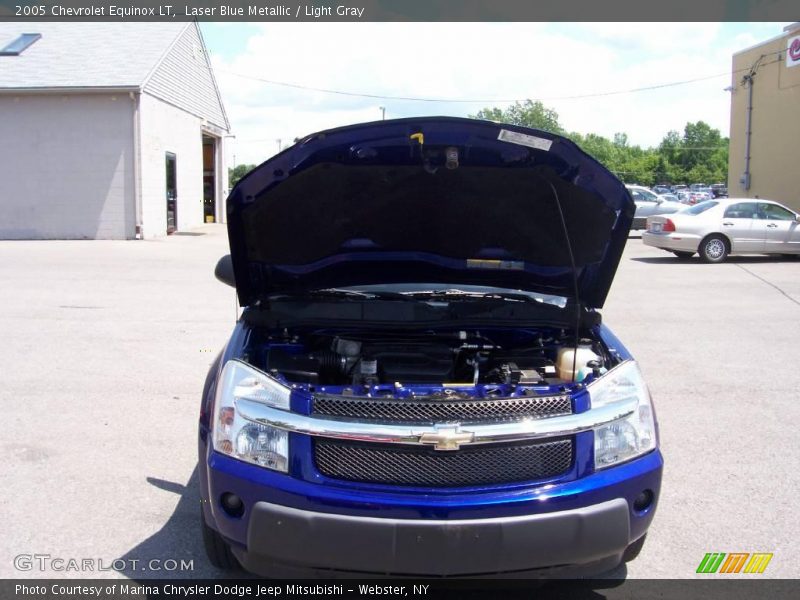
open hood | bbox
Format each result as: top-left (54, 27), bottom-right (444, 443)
top-left (226, 117), bottom-right (633, 309)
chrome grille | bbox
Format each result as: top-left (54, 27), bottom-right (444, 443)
top-left (314, 438), bottom-right (573, 487)
top-left (312, 394), bottom-right (572, 424)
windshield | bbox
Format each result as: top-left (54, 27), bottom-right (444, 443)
top-left (629, 187), bottom-right (658, 201)
top-left (343, 283), bottom-right (569, 308)
top-left (682, 201), bottom-right (718, 215)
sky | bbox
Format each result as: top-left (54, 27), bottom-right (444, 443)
top-left (199, 22), bottom-right (789, 167)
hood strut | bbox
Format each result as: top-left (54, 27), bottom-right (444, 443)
top-left (545, 177), bottom-right (581, 382)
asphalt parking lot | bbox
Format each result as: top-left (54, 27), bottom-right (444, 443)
top-left (1, 226), bottom-right (798, 580)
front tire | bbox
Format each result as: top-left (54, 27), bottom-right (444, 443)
top-left (699, 235), bottom-right (729, 263)
top-left (201, 506), bottom-right (240, 571)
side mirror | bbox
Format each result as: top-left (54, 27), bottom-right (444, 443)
top-left (214, 255), bottom-right (236, 288)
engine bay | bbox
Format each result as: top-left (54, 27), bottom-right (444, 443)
top-left (242, 327), bottom-right (617, 399)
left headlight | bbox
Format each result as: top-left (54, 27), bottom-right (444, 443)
top-left (211, 360), bottom-right (290, 472)
top-left (588, 360), bottom-right (657, 470)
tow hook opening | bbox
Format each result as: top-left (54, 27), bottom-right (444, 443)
top-left (220, 492), bottom-right (245, 518)
top-left (632, 489), bottom-right (654, 513)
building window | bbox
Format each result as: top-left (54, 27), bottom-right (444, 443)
top-left (0, 33), bottom-right (42, 56)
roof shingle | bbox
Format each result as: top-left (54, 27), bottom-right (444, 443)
top-left (0, 22), bottom-right (189, 90)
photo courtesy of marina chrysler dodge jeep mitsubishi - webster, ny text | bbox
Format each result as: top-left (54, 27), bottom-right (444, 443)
top-left (198, 117), bottom-right (663, 577)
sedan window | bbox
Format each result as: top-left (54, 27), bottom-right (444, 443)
top-left (629, 188), bottom-right (656, 202)
top-left (723, 202), bottom-right (759, 219)
top-left (683, 201), bottom-right (718, 215)
top-left (759, 203), bottom-right (795, 221)
top-left (640, 189), bottom-right (658, 201)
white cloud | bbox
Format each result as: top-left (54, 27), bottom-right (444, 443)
top-left (209, 22), bottom-right (788, 165)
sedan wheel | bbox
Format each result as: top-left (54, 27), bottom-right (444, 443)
top-left (700, 235), bottom-right (728, 263)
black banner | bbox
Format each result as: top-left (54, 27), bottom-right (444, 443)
top-left (0, 0), bottom-right (798, 22)
top-left (2, 579), bottom-right (799, 600)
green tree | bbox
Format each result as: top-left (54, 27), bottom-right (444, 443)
top-left (569, 133), bottom-right (615, 165)
top-left (653, 156), bottom-right (669, 184)
top-left (470, 99), bottom-right (729, 186)
top-left (658, 130), bottom-right (682, 166)
top-left (680, 121), bottom-right (722, 173)
top-left (229, 163), bottom-right (257, 188)
top-left (471, 100), bottom-right (564, 134)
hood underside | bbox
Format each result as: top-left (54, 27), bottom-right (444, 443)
top-left (226, 117), bottom-right (634, 308)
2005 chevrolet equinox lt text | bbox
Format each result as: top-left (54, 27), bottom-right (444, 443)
top-left (198, 117), bottom-right (663, 578)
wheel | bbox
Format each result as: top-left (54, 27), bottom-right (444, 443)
top-left (672, 251), bottom-right (694, 259)
top-left (699, 235), bottom-right (729, 263)
top-left (622, 534), bottom-right (647, 563)
top-left (201, 506), bottom-right (240, 571)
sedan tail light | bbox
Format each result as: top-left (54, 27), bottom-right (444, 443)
top-left (662, 219), bottom-right (676, 232)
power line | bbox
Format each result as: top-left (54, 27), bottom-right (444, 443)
top-left (660, 147), bottom-right (728, 151)
top-left (213, 53), bottom-right (783, 104)
top-left (217, 67), bottom-right (729, 103)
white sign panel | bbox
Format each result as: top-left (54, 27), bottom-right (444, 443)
top-left (787, 35), bottom-right (800, 68)
top-left (497, 129), bottom-right (552, 151)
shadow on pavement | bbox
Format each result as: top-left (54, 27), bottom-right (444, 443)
top-left (631, 255), bottom-right (799, 264)
top-left (117, 467), bottom-right (237, 580)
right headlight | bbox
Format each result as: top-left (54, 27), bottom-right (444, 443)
top-left (588, 360), bottom-right (657, 470)
top-left (211, 359), bottom-right (290, 472)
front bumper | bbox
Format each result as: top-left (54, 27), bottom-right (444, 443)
top-left (236, 498), bottom-right (630, 577)
top-left (201, 447), bottom-right (662, 577)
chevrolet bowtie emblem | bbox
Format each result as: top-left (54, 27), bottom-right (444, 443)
top-left (419, 425), bottom-right (475, 451)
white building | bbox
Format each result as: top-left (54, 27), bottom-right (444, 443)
top-left (0, 23), bottom-right (231, 239)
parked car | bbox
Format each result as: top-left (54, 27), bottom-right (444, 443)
top-left (689, 183), bottom-right (707, 192)
top-left (652, 185), bottom-right (672, 195)
top-left (626, 184), bottom-right (685, 229)
top-left (643, 198), bottom-right (800, 262)
top-left (672, 184), bottom-right (688, 195)
top-left (710, 183), bottom-right (728, 198)
top-left (689, 190), bottom-right (712, 204)
top-left (676, 191), bottom-right (694, 204)
top-left (200, 117), bottom-right (663, 578)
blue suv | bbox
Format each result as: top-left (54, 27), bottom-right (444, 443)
top-left (199, 117), bottom-right (662, 577)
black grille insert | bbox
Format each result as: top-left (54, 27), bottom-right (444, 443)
top-left (312, 394), bottom-right (571, 424)
top-left (314, 438), bottom-right (573, 487)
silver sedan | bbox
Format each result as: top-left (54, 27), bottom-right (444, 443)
top-left (642, 198), bottom-right (800, 262)
top-left (627, 185), bottom-right (684, 229)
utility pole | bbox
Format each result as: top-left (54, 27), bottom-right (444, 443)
top-left (276, 138), bottom-right (282, 152)
top-left (379, 106), bottom-right (386, 120)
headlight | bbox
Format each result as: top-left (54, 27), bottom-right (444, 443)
top-left (588, 361), bottom-right (657, 469)
top-left (212, 360), bottom-right (290, 472)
